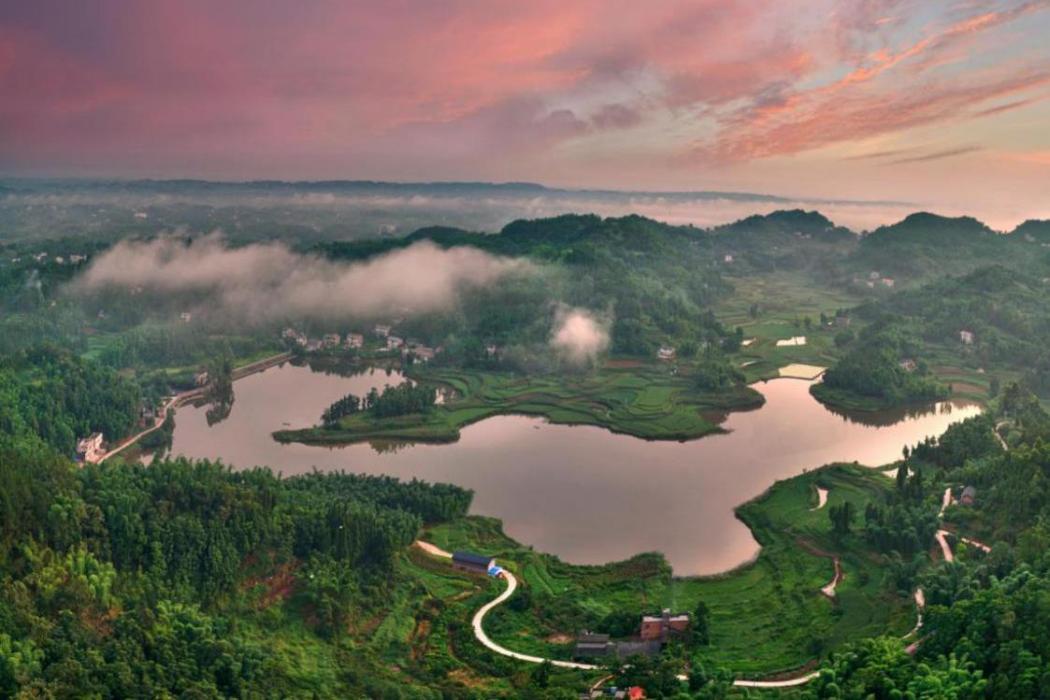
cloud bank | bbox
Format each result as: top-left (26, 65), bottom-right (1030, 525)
top-left (71, 234), bottom-right (529, 323)
top-left (550, 307), bottom-right (609, 365)
top-left (0, 180), bottom-right (921, 236)
top-left (3, 1), bottom-right (1049, 227)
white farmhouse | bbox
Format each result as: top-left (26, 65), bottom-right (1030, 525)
top-left (411, 346), bottom-right (436, 362)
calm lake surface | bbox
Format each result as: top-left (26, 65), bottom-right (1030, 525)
top-left (169, 362), bottom-right (980, 576)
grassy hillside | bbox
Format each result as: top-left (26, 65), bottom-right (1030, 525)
top-left (808, 261), bottom-right (1050, 412)
top-left (274, 364), bottom-right (763, 445)
top-left (421, 464), bottom-right (914, 677)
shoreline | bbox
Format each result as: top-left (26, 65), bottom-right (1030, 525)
top-left (809, 381), bottom-right (965, 414)
top-left (421, 462), bottom-right (919, 683)
top-left (169, 363), bottom-right (980, 580)
top-left (272, 370), bottom-right (764, 447)
top-left (97, 351), bottom-right (293, 464)
top-left (272, 406), bottom-right (737, 447)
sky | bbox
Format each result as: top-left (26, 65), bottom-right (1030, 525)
top-left (1, 0), bottom-right (1049, 227)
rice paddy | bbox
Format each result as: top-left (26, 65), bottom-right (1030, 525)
top-left (274, 365), bottom-right (765, 445)
top-left (420, 464), bottom-right (914, 677)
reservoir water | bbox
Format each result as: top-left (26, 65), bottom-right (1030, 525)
top-left (169, 361), bottom-right (980, 576)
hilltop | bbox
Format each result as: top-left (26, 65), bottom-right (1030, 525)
top-left (1012, 219), bottom-right (1050, 242)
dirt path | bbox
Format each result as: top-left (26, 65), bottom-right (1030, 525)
top-left (994, 421), bottom-right (1009, 451)
top-left (940, 491), bottom-right (957, 518)
top-left (907, 491), bottom-right (992, 654)
top-left (794, 538), bottom-right (842, 598)
top-left (960, 536), bottom-right (991, 553)
top-left (472, 569), bottom-right (599, 670)
top-left (820, 557), bottom-right (843, 598)
top-left (935, 530), bottom-right (954, 562)
top-left (413, 541), bottom-right (596, 670)
top-left (414, 540), bottom-right (453, 558)
top-left (810, 487), bottom-right (829, 511)
top-left (910, 588), bottom-right (925, 634)
top-left (734, 672), bottom-right (821, 689)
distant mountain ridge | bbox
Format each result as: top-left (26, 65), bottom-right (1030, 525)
top-left (0, 177), bottom-right (907, 206)
top-left (864, 212), bottom-right (996, 242)
top-left (1, 177), bottom-right (1041, 257)
top-left (1013, 219), bottom-right (1050, 242)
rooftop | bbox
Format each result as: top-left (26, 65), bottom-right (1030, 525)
top-left (452, 551), bottom-right (493, 567)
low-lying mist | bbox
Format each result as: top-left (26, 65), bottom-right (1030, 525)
top-left (69, 233), bottom-right (532, 324)
top-left (0, 180), bottom-right (925, 242)
top-left (550, 306), bottom-right (610, 365)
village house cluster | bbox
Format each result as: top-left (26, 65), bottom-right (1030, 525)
top-left (580, 686), bottom-right (647, 699)
top-left (281, 324), bottom-right (439, 362)
top-left (852, 270), bottom-right (896, 289)
top-left (9, 252), bottom-right (88, 265)
top-left (573, 608), bottom-right (691, 661)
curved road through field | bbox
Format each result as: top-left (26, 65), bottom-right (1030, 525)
top-left (420, 464), bottom-right (1000, 690)
top-left (415, 541), bottom-right (822, 688)
top-left (416, 423), bottom-right (1010, 687)
top-left (472, 569), bottom-right (600, 670)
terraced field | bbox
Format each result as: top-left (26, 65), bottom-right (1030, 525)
top-left (273, 365), bottom-right (764, 446)
top-left (419, 464), bottom-right (915, 677)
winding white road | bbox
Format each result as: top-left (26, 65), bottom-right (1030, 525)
top-left (445, 460), bottom-right (999, 685)
top-left (416, 540), bottom-right (826, 688)
top-left (472, 569), bottom-right (599, 670)
top-left (960, 537), bottom-right (991, 553)
top-left (939, 487), bottom-right (953, 517)
top-left (418, 471), bottom-right (996, 689)
top-left (733, 672), bottom-right (820, 689)
top-left (935, 530), bottom-right (955, 562)
top-left (994, 421), bottom-right (1010, 451)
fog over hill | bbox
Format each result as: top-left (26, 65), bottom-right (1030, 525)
top-left (0, 178), bottom-right (918, 242)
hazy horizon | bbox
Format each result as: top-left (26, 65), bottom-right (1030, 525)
top-left (2, 1), bottom-right (1049, 229)
top-left (2, 176), bottom-right (1039, 233)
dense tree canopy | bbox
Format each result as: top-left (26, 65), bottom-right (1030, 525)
top-left (0, 445), bottom-right (472, 697)
top-left (0, 345), bottom-right (140, 455)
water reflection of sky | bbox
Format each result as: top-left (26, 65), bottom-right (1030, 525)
top-left (170, 363), bottom-right (980, 576)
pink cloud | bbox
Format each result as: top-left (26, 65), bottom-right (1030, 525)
top-left (0, 27), bottom-right (127, 140)
top-left (0, 0), bottom-right (1047, 184)
top-left (699, 2), bottom-right (1050, 162)
top-left (705, 70), bottom-right (1050, 162)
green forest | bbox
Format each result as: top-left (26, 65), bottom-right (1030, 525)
top-left (0, 445), bottom-right (472, 697)
top-left (3, 199), bottom-right (1050, 697)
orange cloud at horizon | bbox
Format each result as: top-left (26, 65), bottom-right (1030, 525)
top-left (1, 0), bottom-right (1048, 221)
